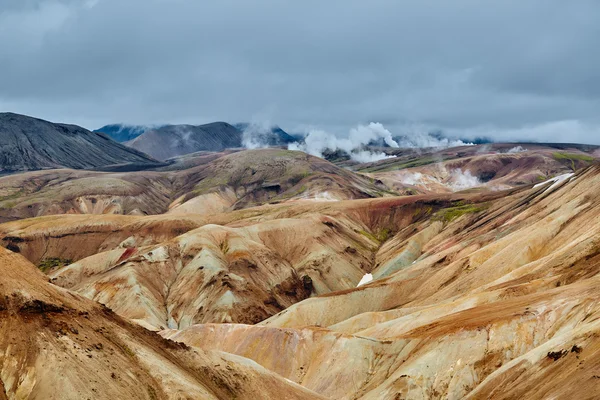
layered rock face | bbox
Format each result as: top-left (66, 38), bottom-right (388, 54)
top-left (0, 246), bottom-right (323, 399)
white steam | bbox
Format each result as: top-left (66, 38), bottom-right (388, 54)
top-left (288, 122), bottom-right (473, 162)
top-left (289, 122), bottom-right (398, 162)
top-left (384, 122), bottom-right (473, 148)
top-left (351, 150), bottom-right (395, 163)
top-left (506, 145), bottom-right (527, 153)
top-left (397, 168), bottom-right (483, 192)
top-left (170, 126), bottom-right (194, 149)
top-left (400, 172), bottom-right (424, 186)
top-left (114, 124), bottom-right (149, 135)
top-left (397, 134), bottom-right (471, 149)
top-left (294, 190), bottom-right (340, 202)
top-left (242, 121), bottom-right (275, 149)
top-left (349, 123), bottom-right (399, 148)
top-left (448, 169), bottom-right (482, 191)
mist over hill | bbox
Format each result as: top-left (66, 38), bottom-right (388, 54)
top-left (123, 122), bottom-right (298, 160)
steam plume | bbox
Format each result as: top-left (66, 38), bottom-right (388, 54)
top-left (288, 122), bottom-right (472, 162)
top-left (241, 121), bottom-right (275, 149)
top-left (288, 122), bottom-right (398, 162)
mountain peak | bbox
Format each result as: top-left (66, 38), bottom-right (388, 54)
top-left (0, 112), bottom-right (158, 173)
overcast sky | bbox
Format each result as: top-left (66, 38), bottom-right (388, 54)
top-left (1, 0), bottom-right (600, 144)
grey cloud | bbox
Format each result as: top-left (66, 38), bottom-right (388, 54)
top-left (1, 0), bottom-right (600, 144)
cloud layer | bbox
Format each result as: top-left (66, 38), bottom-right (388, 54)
top-left (1, 1), bottom-right (600, 144)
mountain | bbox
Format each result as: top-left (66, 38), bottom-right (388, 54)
top-left (234, 123), bottom-right (297, 146)
top-left (0, 113), bottom-right (158, 173)
top-left (124, 122), bottom-right (298, 160)
top-left (125, 122), bottom-right (242, 160)
top-left (94, 124), bottom-right (157, 142)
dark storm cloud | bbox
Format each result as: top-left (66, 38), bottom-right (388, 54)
top-left (1, 0), bottom-right (600, 144)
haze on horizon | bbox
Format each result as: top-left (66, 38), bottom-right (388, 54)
top-left (1, 0), bottom-right (600, 144)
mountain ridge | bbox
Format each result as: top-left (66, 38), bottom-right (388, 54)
top-left (94, 124), bottom-right (158, 142)
top-left (0, 112), bottom-right (159, 173)
top-left (124, 122), bottom-right (297, 160)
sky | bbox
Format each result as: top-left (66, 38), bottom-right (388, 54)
top-left (1, 0), bottom-right (600, 144)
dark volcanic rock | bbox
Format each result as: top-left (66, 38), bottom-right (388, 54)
top-left (0, 113), bottom-right (158, 172)
top-left (125, 122), bottom-right (243, 160)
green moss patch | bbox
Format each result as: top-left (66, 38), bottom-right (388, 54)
top-left (359, 157), bottom-right (437, 173)
top-left (359, 227), bottom-right (392, 243)
top-left (433, 203), bottom-right (488, 223)
top-left (37, 257), bottom-right (72, 273)
top-left (552, 152), bottom-right (596, 171)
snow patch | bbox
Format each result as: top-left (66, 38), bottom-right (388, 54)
top-left (357, 273), bottom-right (373, 287)
top-left (533, 173), bottom-right (575, 193)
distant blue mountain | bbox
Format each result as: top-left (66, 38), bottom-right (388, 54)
top-left (366, 130), bottom-right (493, 148)
top-left (460, 137), bottom-right (493, 145)
top-left (94, 124), bottom-right (160, 143)
top-left (428, 130), bottom-right (493, 145)
top-left (96, 122), bottom-right (298, 145)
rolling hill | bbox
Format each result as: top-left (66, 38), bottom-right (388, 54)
top-left (0, 149), bottom-right (391, 222)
